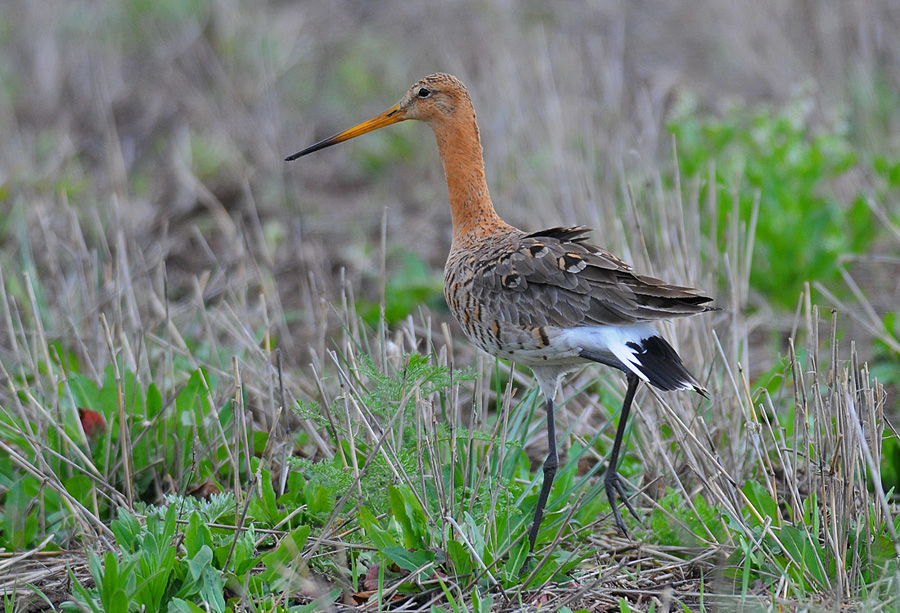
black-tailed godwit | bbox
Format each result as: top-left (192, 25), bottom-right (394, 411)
top-left (287, 73), bottom-right (716, 553)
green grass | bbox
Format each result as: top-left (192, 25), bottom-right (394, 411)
top-left (669, 95), bottom-right (899, 309)
top-left (1, 188), bottom-right (898, 609)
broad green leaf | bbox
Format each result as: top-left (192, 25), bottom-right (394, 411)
top-left (779, 525), bottom-right (827, 588)
top-left (306, 482), bottom-right (332, 516)
top-left (146, 383), bottom-right (162, 421)
top-left (743, 480), bottom-right (779, 526)
top-left (67, 373), bottom-right (100, 413)
top-left (65, 474), bottom-right (93, 508)
top-left (185, 511), bottom-right (213, 558)
top-left (388, 485), bottom-right (427, 549)
top-left (382, 546), bottom-right (433, 573)
top-left (111, 509), bottom-right (143, 553)
top-left (168, 599), bottom-right (207, 613)
top-left (4, 477), bottom-right (40, 548)
top-left (446, 539), bottom-right (472, 578)
top-left (188, 546), bottom-right (226, 612)
top-left (503, 538), bottom-right (528, 579)
top-left (260, 525), bottom-right (311, 578)
top-left (359, 507), bottom-right (398, 551)
top-left (222, 531), bottom-right (259, 576)
top-left (462, 512), bottom-right (486, 560)
top-left (175, 370), bottom-right (204, 426)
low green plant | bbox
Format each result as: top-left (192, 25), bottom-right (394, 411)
top-left (65, 505), bottom-right (228, 612)
top-left (0, 352), bottom-right (273, 553)
top-left (668, 96), bottom-right (897, 308)
top-left (62, 496), bottom-right (322, 611)
top-left (728, 480), bottom-right (900, 597)
top-left (649, 487), bottom-right (726, 548)
top-left (289, 350), bottom-right (599, 597)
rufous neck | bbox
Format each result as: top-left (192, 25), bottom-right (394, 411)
top-left (429, 106), bottom-right (506, 243)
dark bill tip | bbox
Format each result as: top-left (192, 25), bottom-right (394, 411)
top-left (285, 137), bottom-right (338, 161)
top-left (285, 102), bottom-right (405, 163)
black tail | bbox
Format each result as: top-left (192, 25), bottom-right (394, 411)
top-left (581, 335), bottom-right (706, 396)
top-left (625, 336), bottom-right (706, 396)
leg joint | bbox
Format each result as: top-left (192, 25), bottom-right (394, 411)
top-left (543, 451), bottom-right (558, 473)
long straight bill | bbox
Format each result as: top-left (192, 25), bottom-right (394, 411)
top-left (285, 103), bottom-right (405, 161)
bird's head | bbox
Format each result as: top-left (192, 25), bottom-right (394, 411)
top-left (286, 73), bottom-right (471, 161)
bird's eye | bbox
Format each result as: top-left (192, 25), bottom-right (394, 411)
top-left (417, 87), bottom-right (432, 99)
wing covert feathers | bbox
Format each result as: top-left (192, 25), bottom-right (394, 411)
top-left (454, 225), bottom-right (717, 330)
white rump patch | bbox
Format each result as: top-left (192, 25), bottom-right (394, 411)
top-left (556, 323), bottom-right (659, 382)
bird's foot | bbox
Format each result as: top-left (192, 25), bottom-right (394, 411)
top-left (604, 470), bottom-right (640, 536)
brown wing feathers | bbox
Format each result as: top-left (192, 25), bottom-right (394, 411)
top-left (474, 226), bottom-right (715, 329)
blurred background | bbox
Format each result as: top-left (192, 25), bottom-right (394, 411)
top-left (2, 0), bottom-right (899, 397)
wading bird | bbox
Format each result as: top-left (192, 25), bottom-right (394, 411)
top-left (286, 73), bottom-right (716, 553)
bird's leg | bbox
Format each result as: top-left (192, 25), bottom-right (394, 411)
top-left (527, 395), bottom-right (558, 554)
top-left (604, 373), bottom-right (641, 536)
